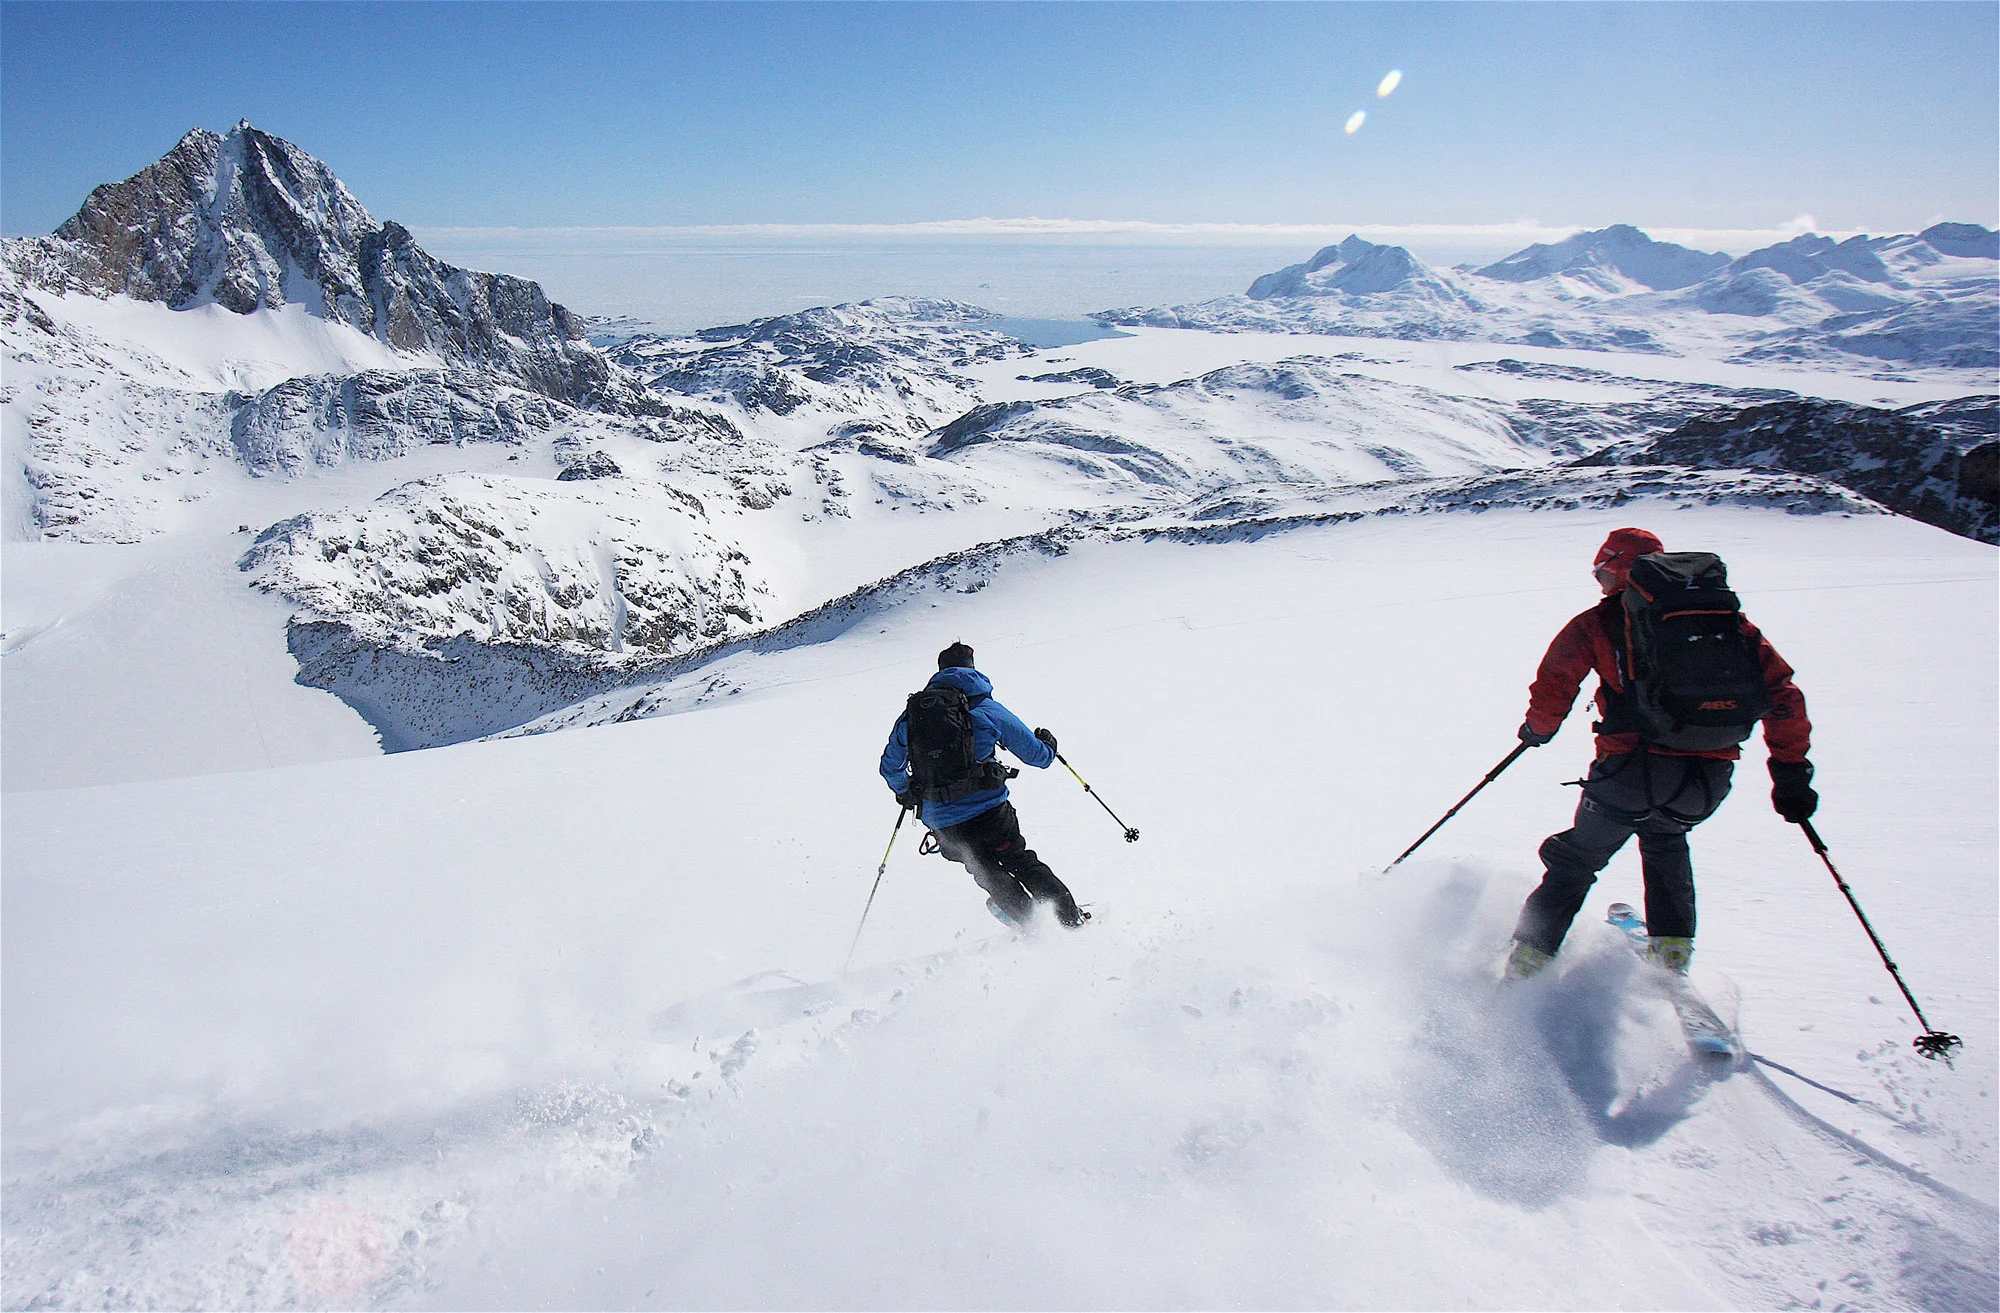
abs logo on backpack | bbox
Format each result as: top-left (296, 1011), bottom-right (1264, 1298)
top-left (1620, 553), bottom-right (1772, 752)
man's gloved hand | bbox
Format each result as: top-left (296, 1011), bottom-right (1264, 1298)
top-left (895, 789), bottom-right (920, 812)
top-left (1034, 727), bottom-right (1058, 754)
top-left (1769, 759), bottom-right (1818, 822)
top-left (1518, 721), bottom-right (1556, 748)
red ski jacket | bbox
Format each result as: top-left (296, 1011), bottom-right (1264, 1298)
top-left (1524, 595), bottom-right (1811, 763)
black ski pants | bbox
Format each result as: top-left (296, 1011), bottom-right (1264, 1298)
top-left (1513, 750), bottom-right (1734, 955)
top-left (932, 800), bottom-right (1082, 926)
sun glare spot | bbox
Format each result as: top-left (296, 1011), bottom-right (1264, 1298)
top-left (1344, 111), bottom-right (1367, 136)
top-left (1378, 69), bottom-right (1403, 98)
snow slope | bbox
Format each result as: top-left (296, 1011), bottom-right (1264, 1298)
top-left (6, 504), bottom-right (1993, 1310)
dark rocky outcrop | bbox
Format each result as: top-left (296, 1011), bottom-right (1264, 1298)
top-left (1023, 366), bottom-right (1120, 389)
top-left (556, 451), bottom-right (623, 481)
top-left (1578, 395), bottom-right (1999, 543)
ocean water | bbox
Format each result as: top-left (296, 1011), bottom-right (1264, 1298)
top-left (408, 235), bottom-right (1344, 337)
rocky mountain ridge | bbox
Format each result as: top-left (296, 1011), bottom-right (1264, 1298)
top-left (3, 123), bottom-right (640, 410)
top-left (1578, 396), bottom-right (1999, 543)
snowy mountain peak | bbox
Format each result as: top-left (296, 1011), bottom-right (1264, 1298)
top-left (1099, 220), bottom-right (1994, 370)
top-left (1246, 236), bottom-right (1457, 300)
top-left (1723, 233), bottom-right (1895, 286)
top-left (1921, 222), bottom-right (2000, 259)
top-left (7, 123), bottom-right (630, 408)
top-left (52, 122), bottom-right (380, 318)
top-left (1476, 224), bottom-right (1730, 291)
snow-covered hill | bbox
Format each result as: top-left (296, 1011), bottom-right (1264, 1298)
top-left (1099, 224), bottom-right (2000, 374)
top-left (6, 504), bottom-right (1994, 1310)
top-left (611, 297), bottom-right (1028, 438)
top-left (1475, 223), bottom-right (1733, 291)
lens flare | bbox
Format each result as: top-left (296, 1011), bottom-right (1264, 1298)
top-left (1344, 111), bottom-right (1367, 135)
top-left (1377, 69), bottom-right (1403, 98)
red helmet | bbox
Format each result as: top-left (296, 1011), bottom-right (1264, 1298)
top-left (1592, 527), bottom-right (1663, 589)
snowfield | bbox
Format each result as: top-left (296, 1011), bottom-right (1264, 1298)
top-left (5, 505), bottom-right (1995, 1310)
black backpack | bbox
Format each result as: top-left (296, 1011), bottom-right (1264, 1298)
top-left (1616, 552), bottom-right (1772, 752)
top-left (904, 686), bottom-right (1011, 803)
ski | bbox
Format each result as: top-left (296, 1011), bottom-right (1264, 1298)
top-left (1605, 903), bottom-right (1742, 1065)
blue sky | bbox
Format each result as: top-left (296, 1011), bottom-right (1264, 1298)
top-left (3, 1), bottom-right (1995, 238)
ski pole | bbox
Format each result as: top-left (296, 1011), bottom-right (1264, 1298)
top-left (1383, 742), bottom-right (1531, 873)
top-left (1796, 819), bottom-right (1961, 1062)
top-left (844, 806), bottom-right (910, 972)
top-left (1054, 751), bottom-right (1140, 843)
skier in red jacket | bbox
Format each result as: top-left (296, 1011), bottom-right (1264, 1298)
top-left (1504, 528), bottom-right (1818, 979)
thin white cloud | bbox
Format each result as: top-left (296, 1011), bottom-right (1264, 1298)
top-left (414, 218), bottom-right (1869, 256)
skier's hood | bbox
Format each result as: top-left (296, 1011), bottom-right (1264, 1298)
top-left (926, 666), bottom-right (994, 699)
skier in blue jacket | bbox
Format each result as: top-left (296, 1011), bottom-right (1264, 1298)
top-left (880, 642), bottom-right (1088, 928)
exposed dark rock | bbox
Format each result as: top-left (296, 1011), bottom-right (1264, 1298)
top-left (629, 403), bottom-right (749, 446)
top-left (1580, 396), bottom-right (1999, 543)
top-left (556, 451), bottom-right (622, 480)
top-left (1958, 441), bottom-right (1999, 503)
top-left (926, 401), bottom-right (1038, 456)
top-left (1896, 395), bottom-right (1999, 450)
top-left (1023, 366), bottom-right (1120, 389)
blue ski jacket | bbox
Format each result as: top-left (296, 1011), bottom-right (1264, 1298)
top-left (879, 666), bottom-right (1055, 829)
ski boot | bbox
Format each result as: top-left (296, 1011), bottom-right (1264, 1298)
top-left (1502, 939), bottom-right (1554, 980)
top-left (1644, 935), bottom-right (1694, 976)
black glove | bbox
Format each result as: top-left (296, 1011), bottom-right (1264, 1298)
top-left (1518, 721), bottom-right (1556, 748)
top-left (895, 790), bottom-right (920, 812)
top-left (1034, 727), bottom-right (1058, 754)
top-left (1769, 759), bottom-right (1817, 822)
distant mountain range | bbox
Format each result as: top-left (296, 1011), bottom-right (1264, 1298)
top-left (1101, 222), bottom-right (1999, 371)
